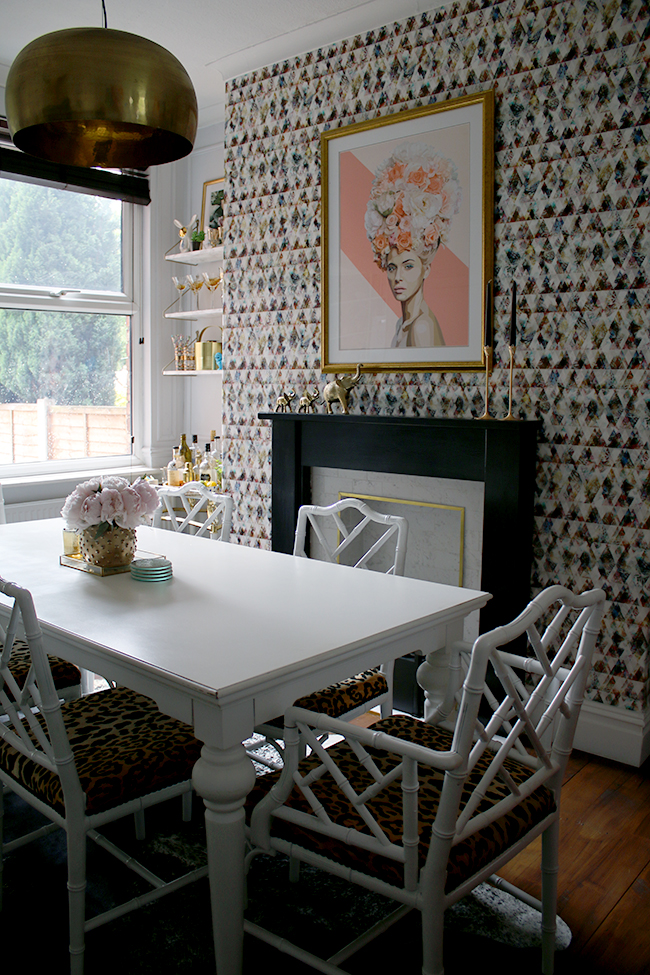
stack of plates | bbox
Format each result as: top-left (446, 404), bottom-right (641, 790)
top-left (130, 557), bottom-right (173, 582)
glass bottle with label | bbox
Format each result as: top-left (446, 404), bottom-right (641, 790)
top-left (199, 445), bottom-right (211, 483)
top-left (167, 448), bottom-right (183, 486)
top-left (179, 434), bottom-right (192, 469)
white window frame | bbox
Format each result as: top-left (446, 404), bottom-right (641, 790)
top-left (0, 196), bottom-right (144, 479)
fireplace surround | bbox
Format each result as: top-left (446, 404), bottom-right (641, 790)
top-left (259, 414), bottom-right (541, 635)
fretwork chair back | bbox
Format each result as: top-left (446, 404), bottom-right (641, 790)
top-left (248, 585), bottom-right (606, 975)
top-left (0, 577), bottom-right (207, 975)
top-left (248, 499), bottom-right (409, 772)
top-left (294, 497), bottom-right (409, 576)
top-left (153, 482), bottom-right (233, 541)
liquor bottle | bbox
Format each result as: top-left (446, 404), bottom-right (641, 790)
top-left (210, 438), bottom-right (223, 490)
top-left (199, 445), bottom-right (211, 482)
top-left (179, 434), bottom-right (192, 468)
top-left (191, 434), bottom-right (200, 464)
top-left (167, 448), bottom-right (183, 486)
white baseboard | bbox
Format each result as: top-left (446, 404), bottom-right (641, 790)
top-left (574, 699), bottom-right (650, 767)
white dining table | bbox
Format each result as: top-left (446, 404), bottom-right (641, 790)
top-left (0, 518), bottom-right (490, 973)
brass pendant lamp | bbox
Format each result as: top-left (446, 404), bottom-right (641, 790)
top-left (5, 21), bottom-right (198, 169)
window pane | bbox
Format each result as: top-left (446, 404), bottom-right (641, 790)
top-left (0, 177), bottom-right (122, 292)
top-left (0, 309), bottom-right (131, 463)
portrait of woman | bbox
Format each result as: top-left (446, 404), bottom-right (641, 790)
top-left (364, 142), bottom-right (462, 348)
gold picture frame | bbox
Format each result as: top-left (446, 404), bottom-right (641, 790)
top-left (201, 177), bottom-right (225, 236)
top-left (321, 90), bottom-right (494, 372)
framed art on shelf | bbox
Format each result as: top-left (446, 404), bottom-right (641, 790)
top-left (321, 90), bottom-right (494, 372)
top-left (201, 177), bottom-right (225, 236)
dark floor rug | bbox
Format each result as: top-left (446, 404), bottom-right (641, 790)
top-left (1, 788), bottom-right (582, 975)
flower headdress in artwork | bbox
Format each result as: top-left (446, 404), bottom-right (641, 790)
top-left (364, 142), bottom-right (462, 270)
top-left (61, 476), bottom-right (160, 534)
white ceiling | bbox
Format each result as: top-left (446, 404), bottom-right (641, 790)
top-left (0, 0), bottom-right (445, 128)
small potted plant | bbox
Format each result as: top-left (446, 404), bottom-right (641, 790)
top-left (191, 229), bottom-right (205, 250)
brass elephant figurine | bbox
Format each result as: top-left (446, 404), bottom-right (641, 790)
top-left (322, 364), bottom-right (363, 414)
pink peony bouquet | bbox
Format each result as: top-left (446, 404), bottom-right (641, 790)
top-left (61, 476), bottom-right (160, 534)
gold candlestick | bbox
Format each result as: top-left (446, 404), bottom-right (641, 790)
top-left (477, 346), bottom-right (494, 419)
top-left (503, 345), bottom-right (517, 420)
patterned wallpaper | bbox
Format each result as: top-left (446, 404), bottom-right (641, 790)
top-left (222, 0), bottom-right (649, 713)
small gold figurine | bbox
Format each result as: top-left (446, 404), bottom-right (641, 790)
top-left (274, 389), bottom-right (296, 412)
top-left (298, 389), bottom-right (320, 413)
top-left (322, 363), bottom-right (363, 415)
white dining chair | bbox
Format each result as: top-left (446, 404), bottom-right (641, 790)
top-left (247, 585), bottom-right (606, 975)
top-left (0, 576), bottom-right (207, 975)
top-left (248, 498), bottom-right (409, 770)
top-left (153, 482), bottom-right (233, 541)
top-left (290, 498), bottom-right (409, 717)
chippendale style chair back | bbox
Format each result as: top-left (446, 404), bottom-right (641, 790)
top-left (153, 482), bottom-right (233, 540)
top-left (0, 577), bottom-right (206, 974)
top-left (248, 585), bottom-right (606, 975)
top-left (293, 497), bottom-right (409, 576)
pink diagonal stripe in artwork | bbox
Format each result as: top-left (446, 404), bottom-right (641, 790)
top-left (339, 151), bottom-right (469, 347)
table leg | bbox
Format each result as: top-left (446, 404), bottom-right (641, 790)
top-left (418, 618), bottom-right (465, 723)
top-left (192, 742), bottom-right (257, 975)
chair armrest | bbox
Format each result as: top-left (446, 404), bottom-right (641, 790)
top-left (286, 706), bottom-right (464, 772)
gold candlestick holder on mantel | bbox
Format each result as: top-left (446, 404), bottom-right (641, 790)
top-left (503, 344), bottom-right (518, 420)
top-left (477, 345), bottom-right (494, 420)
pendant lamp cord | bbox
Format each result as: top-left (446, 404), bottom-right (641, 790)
top-left (101, 1), bottom-right (108, 28)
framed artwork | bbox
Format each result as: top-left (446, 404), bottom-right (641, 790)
top-left (200, 177), bottom-right (225, 235)
top-left (321, 90), bottom-right (494, 372)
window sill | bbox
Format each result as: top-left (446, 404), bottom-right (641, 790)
top-left (1, 465), bottom-right (156, 507)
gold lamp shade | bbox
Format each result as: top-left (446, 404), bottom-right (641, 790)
top-left (5, 28), bottom-right (198, 169)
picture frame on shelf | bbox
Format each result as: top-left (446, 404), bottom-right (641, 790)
top-left (321, 90), bottom-right (494, 373)
top-left (201, 177), bottom-right (225, 238)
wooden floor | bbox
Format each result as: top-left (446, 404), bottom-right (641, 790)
top-left (498, 748), bottom-right (650, 975)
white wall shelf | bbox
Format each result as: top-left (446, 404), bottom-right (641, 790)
top-left (162, 370), bottom-right (223, 378)
top-left (165, 309), bottom-right (222, 320)
top-left (165, 246), bottom-right (223, 265)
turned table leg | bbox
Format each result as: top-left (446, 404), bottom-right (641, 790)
top-left (192, 742), bottom-right (257, 975)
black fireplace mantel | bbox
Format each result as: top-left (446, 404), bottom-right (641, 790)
top-left (258, 414), bottom-right (541, 634)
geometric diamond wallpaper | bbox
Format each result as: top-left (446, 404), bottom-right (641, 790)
top-left (222, 0), bottom-right (649, 713)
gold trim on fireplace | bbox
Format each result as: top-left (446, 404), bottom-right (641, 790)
top-left (337, 491), bottom-right (465, 588)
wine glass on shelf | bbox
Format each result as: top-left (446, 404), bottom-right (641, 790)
top-left (165, 276), bottom-right (190, 315)
top-left (202, 271), bottom-right (222, 308)
top-left (186, 274), bottom-right (204, 310)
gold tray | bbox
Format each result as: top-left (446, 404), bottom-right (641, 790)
top-left (59, 550), bottom-right (165, 577)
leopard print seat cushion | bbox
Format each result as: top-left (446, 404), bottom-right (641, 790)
top-left (293, 668), bottom-right (388, 718)
top-left (5, 640), bottom-right (81, 691)
top-left (0, 687), bottom-right (202, 816)
top-left (248, 714), bottom-right (556, 893)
